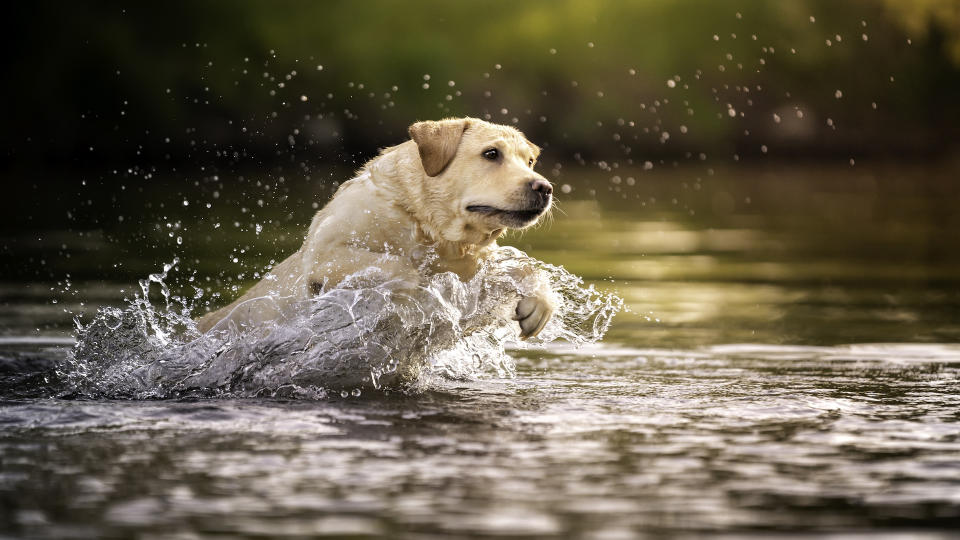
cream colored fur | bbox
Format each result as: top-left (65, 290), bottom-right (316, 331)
top-left (197, 117), bottom-right (555, 338)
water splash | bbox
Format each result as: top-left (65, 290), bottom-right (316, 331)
top-left (63, 247), bottom-right (621, 399)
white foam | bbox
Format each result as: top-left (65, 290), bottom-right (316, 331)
top-left (63, 247), bottom-right (622, 398)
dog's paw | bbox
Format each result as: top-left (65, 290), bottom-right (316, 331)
top-left (514, 294), bottom-right (555, 339)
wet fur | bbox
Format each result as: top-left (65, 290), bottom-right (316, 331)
top-left (197, 117), bottom-right (555, 337)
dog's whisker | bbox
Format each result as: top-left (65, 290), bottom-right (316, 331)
top-left (199, 117), bottom-right (564, 342)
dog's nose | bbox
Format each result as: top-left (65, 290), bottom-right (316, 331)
top-left (529, 178), bottom-right (553, 196)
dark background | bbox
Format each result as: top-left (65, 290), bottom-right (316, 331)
top-left (1, 1), bottom-right (959, 321)
top-left (3, 0), bottom-right (959, 173)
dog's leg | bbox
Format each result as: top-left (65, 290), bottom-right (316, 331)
top-left (505, 265), bottom-right (556, 339)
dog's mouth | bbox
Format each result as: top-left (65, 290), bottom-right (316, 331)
top-left (466, 204), bottom-right (547, 227)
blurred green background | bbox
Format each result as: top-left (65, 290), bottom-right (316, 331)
top-left (4, 0), bottom-right (959, 170)
top-left (2, 0), bottom-right (959, 344)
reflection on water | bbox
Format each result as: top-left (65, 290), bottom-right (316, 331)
top-left (1, 342), bottom-right (959, 537)
top-left (1, 163), bottom-right (960, 537)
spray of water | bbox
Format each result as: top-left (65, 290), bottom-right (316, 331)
top-left (62, 247), bottom-right (621, 399)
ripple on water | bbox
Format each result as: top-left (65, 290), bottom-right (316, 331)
top-left (0, 342), bottom-right (958, 535)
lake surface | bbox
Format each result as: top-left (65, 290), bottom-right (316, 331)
top-left (2, 162), bottom-right (960, 537)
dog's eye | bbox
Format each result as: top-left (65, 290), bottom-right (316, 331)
top-left (528, 158), bottom-right (535, 168)
top-left (482, 148), bottom-right (499, 161)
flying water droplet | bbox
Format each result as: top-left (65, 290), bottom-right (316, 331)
top-left (65, 248), bottom-right (622, 398)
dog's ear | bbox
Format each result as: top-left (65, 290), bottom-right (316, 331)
top-left (408, 118), bottom-right (469, 177)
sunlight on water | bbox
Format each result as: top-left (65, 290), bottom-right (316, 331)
top-left (64, 247), bottom-right (622, 398)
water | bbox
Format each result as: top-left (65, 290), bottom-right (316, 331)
top-left (2, 343), bottom-right (959, 537)
top-left (2, 163), bottom-right (960, 537)
top-left (64, 247), bottom-right (619, 398)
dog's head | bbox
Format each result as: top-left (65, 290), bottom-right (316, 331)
top-left (408, 118), bottom-right (552, 242)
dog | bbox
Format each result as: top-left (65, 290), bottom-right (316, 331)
top-left (196, 117), bottom-right (555, 338)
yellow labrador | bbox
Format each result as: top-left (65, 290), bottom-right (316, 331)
top-left (197, 117), bottom-right (555, 338)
